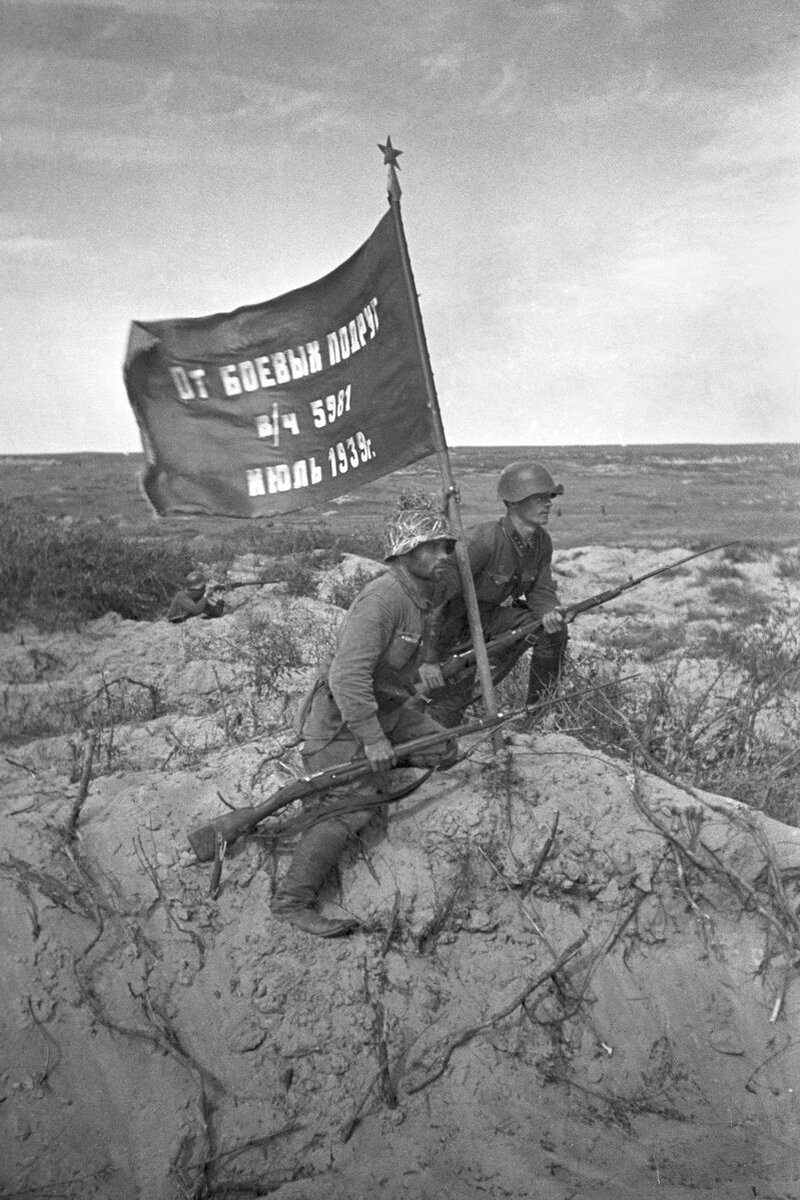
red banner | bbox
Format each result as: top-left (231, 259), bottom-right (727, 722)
top-left (124, 211), bottom-right (437, 518)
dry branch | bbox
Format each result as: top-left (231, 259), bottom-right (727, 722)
top-left (26, 995), bottom-right (62, 1088)
top-left (379, 888), bottom-right (401, 958)
top-left (403, 933), bottom-right (587, 1096)
top-left (521, 809), bottom-right (560, 898)
top-left (631, 775), bottom-right (800, 1024)
top-left (66, 731), bottom-right (98, 839)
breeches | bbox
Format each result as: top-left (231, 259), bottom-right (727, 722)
top-left (300, 690), bottom-right (455, 833)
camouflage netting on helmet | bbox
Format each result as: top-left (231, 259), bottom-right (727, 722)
top-left (384, 492), bottom-right (453, 559)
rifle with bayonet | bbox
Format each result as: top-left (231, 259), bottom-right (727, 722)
top-left (186, 676), bottom-right (636, 862)
top-left (440, 542), bottom-right (737, 682)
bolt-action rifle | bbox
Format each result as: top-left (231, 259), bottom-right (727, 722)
top-left (440, 542), bottom-right (737, 681)
top-left (186, 676), bottom-right (634, 862)
top-left (207, 578), bottom-right (272, 592)
top-left (187, 709), bottom-right (509, 862)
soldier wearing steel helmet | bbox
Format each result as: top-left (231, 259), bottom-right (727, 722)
top-left (166, 570), bottom-right (225, 623)
top-left (428, 461), bottom-right (568, 726)
top-left (271, 502), bottom-right (458, 937)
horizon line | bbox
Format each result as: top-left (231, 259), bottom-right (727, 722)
top-left (1, 439), bottom-right (797, 459)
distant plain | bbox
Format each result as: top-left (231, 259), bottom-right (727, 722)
top-left (1, 443), bottom-right (797, 552)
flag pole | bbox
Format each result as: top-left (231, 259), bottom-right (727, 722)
top-left (379, 138), bottom-right (499, 721)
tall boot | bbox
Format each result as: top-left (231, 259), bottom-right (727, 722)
top-left (526, 628), bottom-right (568, 707)
top-left (271, 819), bottom-right (360, 937)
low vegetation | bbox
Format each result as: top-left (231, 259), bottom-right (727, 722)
top-left (0, 500), bottom-right (383, 629)
top-left (0, 500), bottom-right (196, 630)
top-left (212, 518), bottom-right (382, 565)
top-left (2, 498), bottom-right (798, 827)
top-left (327, 563), bottom-right (384, 609)
top-left (499, 597), bottom-right (800, 827)
top-left (776, 549), bottom-right (800, 580)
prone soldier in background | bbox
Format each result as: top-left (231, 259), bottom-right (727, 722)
top-left (166, 570), bottom-right (225, 624)
top-left (428, 461), bottom-right (568, 727)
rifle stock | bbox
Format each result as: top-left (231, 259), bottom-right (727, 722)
top-left (441, 541), bottom-right (737, 680)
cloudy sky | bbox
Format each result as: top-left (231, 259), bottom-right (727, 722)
top-left (1, 0), bottom-right (798, 452)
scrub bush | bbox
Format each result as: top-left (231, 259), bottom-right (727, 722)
top-left (217, 610), bottom-right (305, 699)
top-left (327, 563), bottom-right (383, 609)
top-left (495, 599), bottom-right (800, 826)
top-left (0, 501), bottom-right (194, 630)
top-left (241, 519), bottom-right (383, 563)
top-left (706, 582), bottom-right (772, 622)
top-left (695, 561), bottom-right (745, 582)
top-left (0, 501), bottom-right (385, 631)
top-left (776, 550), bottom-right (800, 580)
top-left (606, 620), bottom-right (686, 662)
top-left (720, 541), bottom-right (767, 564)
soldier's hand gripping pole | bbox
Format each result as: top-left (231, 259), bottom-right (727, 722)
top-left (441, 542), bottom-right (738, 682)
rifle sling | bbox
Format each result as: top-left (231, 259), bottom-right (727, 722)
top-left (271, 765), bottom-right (438, 840)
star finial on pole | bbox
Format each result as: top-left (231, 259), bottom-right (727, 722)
top-left (378, 136), bottom-right (403, 202)
top-left (378, 136), bottom-right (402, 168)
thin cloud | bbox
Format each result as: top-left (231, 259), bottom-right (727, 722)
top-left (477, 62), bottom-right (527, 116)
top-left (420, 46), bottom-right (466, 79)
top-left (612, 249), bottom-right (720, 306)
top-left (610, 0), bottom-right (676, 33)
top-left (0, 232), bottom-right (73, 259)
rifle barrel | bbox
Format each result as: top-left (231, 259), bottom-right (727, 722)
top-left (609, 541), bottom-right (737, 590)
top-left (442, 541), bottom-right (737, 677)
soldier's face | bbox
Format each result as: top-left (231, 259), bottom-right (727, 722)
top-left (514, 491), bottom-right (554, 526)
top-left (405, 539), bottom-right (451, 579)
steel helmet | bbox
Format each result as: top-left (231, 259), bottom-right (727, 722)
top-left (497, 461), bottom-right (564, 503)
top-left (384, 508), bottom-right (455, 560)
top-left (185, 570), bottom-right (206, 588)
